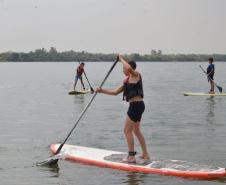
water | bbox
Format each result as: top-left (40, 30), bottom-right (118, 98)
top-left (0, 62), bottom-right (226, 185)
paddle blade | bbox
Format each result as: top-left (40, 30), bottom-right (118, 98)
top-left (217, 85), bottom-right (223, 93)
top-left (90, 87), bottom-right (94, 93)
top-left (36, 153), bottom-right (62, 167)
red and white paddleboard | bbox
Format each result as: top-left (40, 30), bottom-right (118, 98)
top-left (51, 144), bottom-right (226, 180)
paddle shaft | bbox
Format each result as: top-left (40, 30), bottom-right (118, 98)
top-left (83, 71), bottom-right (94, 92)
top-left (55, 58), bottom-right (119, 154)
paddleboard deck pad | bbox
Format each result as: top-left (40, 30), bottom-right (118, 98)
top-left (183, 92), bottom-right (226, 96)
top-left (50, 144), bottom-right (226, 180)
top-left (68, 89), bottom-right (91, 95)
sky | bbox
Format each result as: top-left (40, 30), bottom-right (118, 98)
top-left (0, 0), bottom-right (226, 54)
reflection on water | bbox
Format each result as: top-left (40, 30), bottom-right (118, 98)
top-left (216, 178), bottom-right (226, 183)
top-left (205, 97), bottom-right (223, 127)
top-left (73, 94), bottom-right (85, 104)
top-left (123, 173), bottom-right (147, 185)
top-left (72, 94), bottom-right (88, 114)
top-left (37, 164), bottom-right (60, 178)
top-left (205, 97), bottom-right (216, 125)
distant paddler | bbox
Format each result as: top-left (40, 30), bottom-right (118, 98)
top-left (74, 62), bottom-right (86, 91)
top-left (206, 57), bottom-right (215, 94)
top-left (199, 58), bottom-right (223, 94)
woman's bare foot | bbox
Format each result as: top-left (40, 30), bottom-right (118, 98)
top-left (122, 156), bottom-right (136, 163)
top-left (139, 154), bottom-right (150, 160)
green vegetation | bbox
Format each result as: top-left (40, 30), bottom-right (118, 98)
top-left (0, 48), bottom-right (225, 62)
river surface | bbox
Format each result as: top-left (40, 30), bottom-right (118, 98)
top-left (0, 62), bottom-right (226, 185)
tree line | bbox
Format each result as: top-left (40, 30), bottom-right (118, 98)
top-left (0, 47), bottom-right (225, 62)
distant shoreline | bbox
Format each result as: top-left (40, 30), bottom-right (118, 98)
top-left (1, 47), bottom-right (226, 62)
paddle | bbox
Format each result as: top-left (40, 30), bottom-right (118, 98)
top-left (199, 65), bottom-right (223, 93)
top-left (77, 61), bottom-right (94, 93)
top-left (37, 57), bottom-right (119, 166)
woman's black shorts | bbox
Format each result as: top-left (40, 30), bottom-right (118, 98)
top-left (127, 101), bottom-right (145, 123)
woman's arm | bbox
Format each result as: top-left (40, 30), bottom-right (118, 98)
top-left (96, 85), bottom-right (123, 96)
top-left (119, 55), bottom-right (139, 77)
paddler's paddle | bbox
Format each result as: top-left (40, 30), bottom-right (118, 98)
top-left (37, 56), bottom-right (119, 166)
top-left (78, 61), bottom-right (94, 93)
top-left (199, 65), bottom-right (223, 93)
top-left (83, 71), bottom-right (94, 93)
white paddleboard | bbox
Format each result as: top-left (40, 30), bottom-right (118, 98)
top-left (68, 89), bottom-right (91, 95)
top-left (183, 92), bottom-right (226, 96)
top-left (50, 144), bottom-right (226, 180)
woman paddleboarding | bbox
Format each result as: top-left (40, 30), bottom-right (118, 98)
top-left (96, 54), bottom-right (149, 163)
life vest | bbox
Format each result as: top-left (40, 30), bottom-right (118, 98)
top-left (123, 74), bottom-right (144, 102)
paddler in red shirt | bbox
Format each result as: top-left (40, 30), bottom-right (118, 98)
top-left (74, 62), bottom-right (86, 90)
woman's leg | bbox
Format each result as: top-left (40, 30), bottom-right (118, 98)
top-left (133, 122), bottom-right (149, 159)
top-left (124, 116), bottom-right (136, 160)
